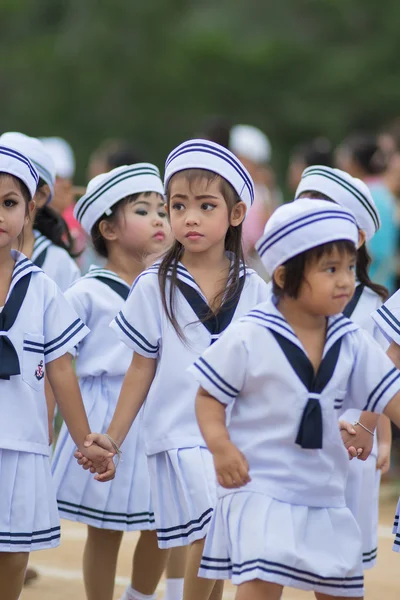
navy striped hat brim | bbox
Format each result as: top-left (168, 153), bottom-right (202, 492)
top-left (300, 167), bottom-right (379, 231)
top-left (257, 210), bottom-right (357, 257)
top-left (165, 141), bottom-right (254, 203)
top-left (0, 146), bottom-right (39, 184)
top-left (75, 165), bottom-right (162, 223)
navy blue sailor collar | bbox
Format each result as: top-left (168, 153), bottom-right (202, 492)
top-left (242, 296), bottom-right (359, 357)
top-left (8, 250), bottom-right (42, 299)
top-left (31, 230), bottom-right (53, 264)
top-left (83, 265), bottom-right (131, 301)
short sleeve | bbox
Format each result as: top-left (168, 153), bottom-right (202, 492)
top-left (43, 278), bottom-right (89, 363)
top-left (371, 290), bottom-right (400, 345)
top-left (110, 272), bottom-right (162, 358)
top-left (64, 282), bottom-right (90, 357)
top-left (346, 329), bottom-right (400, 414)
top-left (188, 322), bottom-right (248, 405)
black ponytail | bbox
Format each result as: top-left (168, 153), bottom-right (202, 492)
top-left (356, 244), bottom-right (388, 301)
top-left (34, 204), bottom-right (78, 258)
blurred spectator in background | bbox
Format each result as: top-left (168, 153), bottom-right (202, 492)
top-left (287, 137), bottom-right (333, 193)
top-left (336, 133), bottom-right (398, 293)
top-left (199, 116), bottom-right (232, 148)
top-left (87, 138), bottom-right (143, 180)
top-left (229, 124), bottom-right (279, 276)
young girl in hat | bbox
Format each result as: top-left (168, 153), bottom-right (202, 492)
top-left (371, 281), bottom-right (400, 554)
top-left (191, 198), bottom-right (400, 600)
top-left (80, 139), bottom-right (269, 600)
top-left (52, 164), bottom-right (175, 600)
top-left (0, 132), bottom-right (80, 291)
top-left (0, 145), bottom-right (114, 600)
top-left (295, 165), bottom-right (391, 570)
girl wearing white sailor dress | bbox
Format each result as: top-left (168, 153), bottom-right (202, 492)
top-left (52, 164), bottom-right (176, 600)
top-left (295, 165), bottom-right (392, 569)
top-left (371, 290), bottom-right (400, 553)
top-left (83, 140), bottom-right (269, 600)
top-left (0, 146), bottom-right (114, 600)
top-left (0, 131), bottom-right (80, 291)
top-left (190, 199), bottom-right (400, 600)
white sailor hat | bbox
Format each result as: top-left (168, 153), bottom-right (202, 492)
top-left (295, 165), bottom-right (380, 241)
top-left (0, 132), bottom-right (55, 201)
top-left (74, 163), bottom-right (164, 234)
top-left (164, 139), bottom-right (254, 215)
top-left (0, 144), bottom-right (39, 200)
top-left (256, 198), bottom-right (359, 276)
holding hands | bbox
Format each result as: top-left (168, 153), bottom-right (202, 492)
top-left (75, 433), bottom-right (120, 482)
top-left (339, 420), bottom-right (374, 461)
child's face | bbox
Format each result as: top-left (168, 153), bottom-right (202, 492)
top-left (296, 247), bottom-right (356, 316)
top-left (0, 176), bottom-right (32, 250)
top-left (168, 175), bottom-right (232, 254)
top-left (114, 192), bottom-right (170, 256)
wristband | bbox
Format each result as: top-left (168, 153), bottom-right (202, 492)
top-left (353, 421), bottom-right (374, 436)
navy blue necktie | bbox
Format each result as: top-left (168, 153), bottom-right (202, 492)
top-left (270, 330), bottom-right (342, 450)
top-left (0, 272), bottom-right (32, 380)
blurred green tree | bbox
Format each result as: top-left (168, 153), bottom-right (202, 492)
top-left (1, 0), bottom-right (400, 183)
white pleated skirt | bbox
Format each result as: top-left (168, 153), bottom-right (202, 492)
top-left (51, 375), bottom-right (154, 531)
top-left (0, 449), bottom-right (60, 552)
top-left (392, 497), bottom-right (400, 552)
top-left (345, 453), bottom-right (380, 569)
top-left (200, 491), bottom-right (364, 598)
top-left (148, 446), bottom-right (217, 549)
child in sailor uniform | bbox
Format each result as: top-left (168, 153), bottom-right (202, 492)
top-left (190, 199), bottom-right (400, 600)
top-left (81, 140), bottom-right (269, 600)
top-left (52, 164), bottom-right (178, 600)
top-left (295, 165), bottom-right (391, 569)
top-left (0, 146), bottom-right (114, 600)
top-left (371, 288), bottom-right (400, 554)
top-left (0, 131), bottom-right (80, 291)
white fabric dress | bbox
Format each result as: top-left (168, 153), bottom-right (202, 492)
top-left (189, 299), bottom-right (400, 596)
top-left (110, 261), bottom-right (269, 548)
top-left (51, 267), bottom-right (154, 531)
top-left (0, 252), bottom-right (88, 552)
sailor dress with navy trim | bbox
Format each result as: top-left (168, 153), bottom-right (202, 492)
top-left (52, 267), bottom-right (155, 532)
top-left (189, 299), bottom-right (400, 596)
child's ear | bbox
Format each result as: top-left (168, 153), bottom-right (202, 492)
top-left (25, 199), bottom-right (36, 225)
top-left (357, 229), bottom-right (366, 249)
top-left (273, 266), bottom-right (286, 290)
top-left (99, 218), bottom-right (118, 242)
top-left (230, 201), bottom-right (246, 227)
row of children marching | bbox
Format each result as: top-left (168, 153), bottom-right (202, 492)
top-left (2, 132), bottom-right (400, 600)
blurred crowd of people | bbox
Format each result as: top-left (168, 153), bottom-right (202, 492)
top-left (40, 119), bottom-right (400, 296)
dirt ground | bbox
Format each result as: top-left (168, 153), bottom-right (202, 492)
top-left (23, 490), bottom-right (400, 600)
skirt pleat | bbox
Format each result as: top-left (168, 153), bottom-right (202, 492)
top-left (52, 376), bottom-right (154, 531)
top-left (200, 491), bottom-right (364, 598)
top-left (0, 449), bottom-right (60, 552)
top-left (345, 454), bottom-right (380, 568)
top-left (148, 446), bottom-right (217, 548)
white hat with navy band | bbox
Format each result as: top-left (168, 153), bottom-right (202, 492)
top-left (256, 198), bottom-right (359, 276)
top-left (164, 139), bottom-right (254, 215)
top-left (295, 165), bottom-right (380, 241)
top-left (0, 144), bottom-right (39, 200)
top-left (74, 163), bottom-right (164, 234)
top-left (0, 132), bottom-right (55, 202)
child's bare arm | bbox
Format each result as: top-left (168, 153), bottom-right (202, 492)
top-left (196, 386), bottom-right (250, 488)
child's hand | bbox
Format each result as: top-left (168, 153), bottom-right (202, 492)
top-left (78, 442), bottom-right (115, 481)
top-left (339, 421), bottom-right (361, 459)
top-left (377, 443), bottom-right (391, 474)
top-left (340, 421), bottom-right (374, 461)
top-left (213, 441), bottom-right (251, 489)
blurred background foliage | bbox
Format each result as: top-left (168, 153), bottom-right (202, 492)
top-left (1, 0), bottom-right (400, 182)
